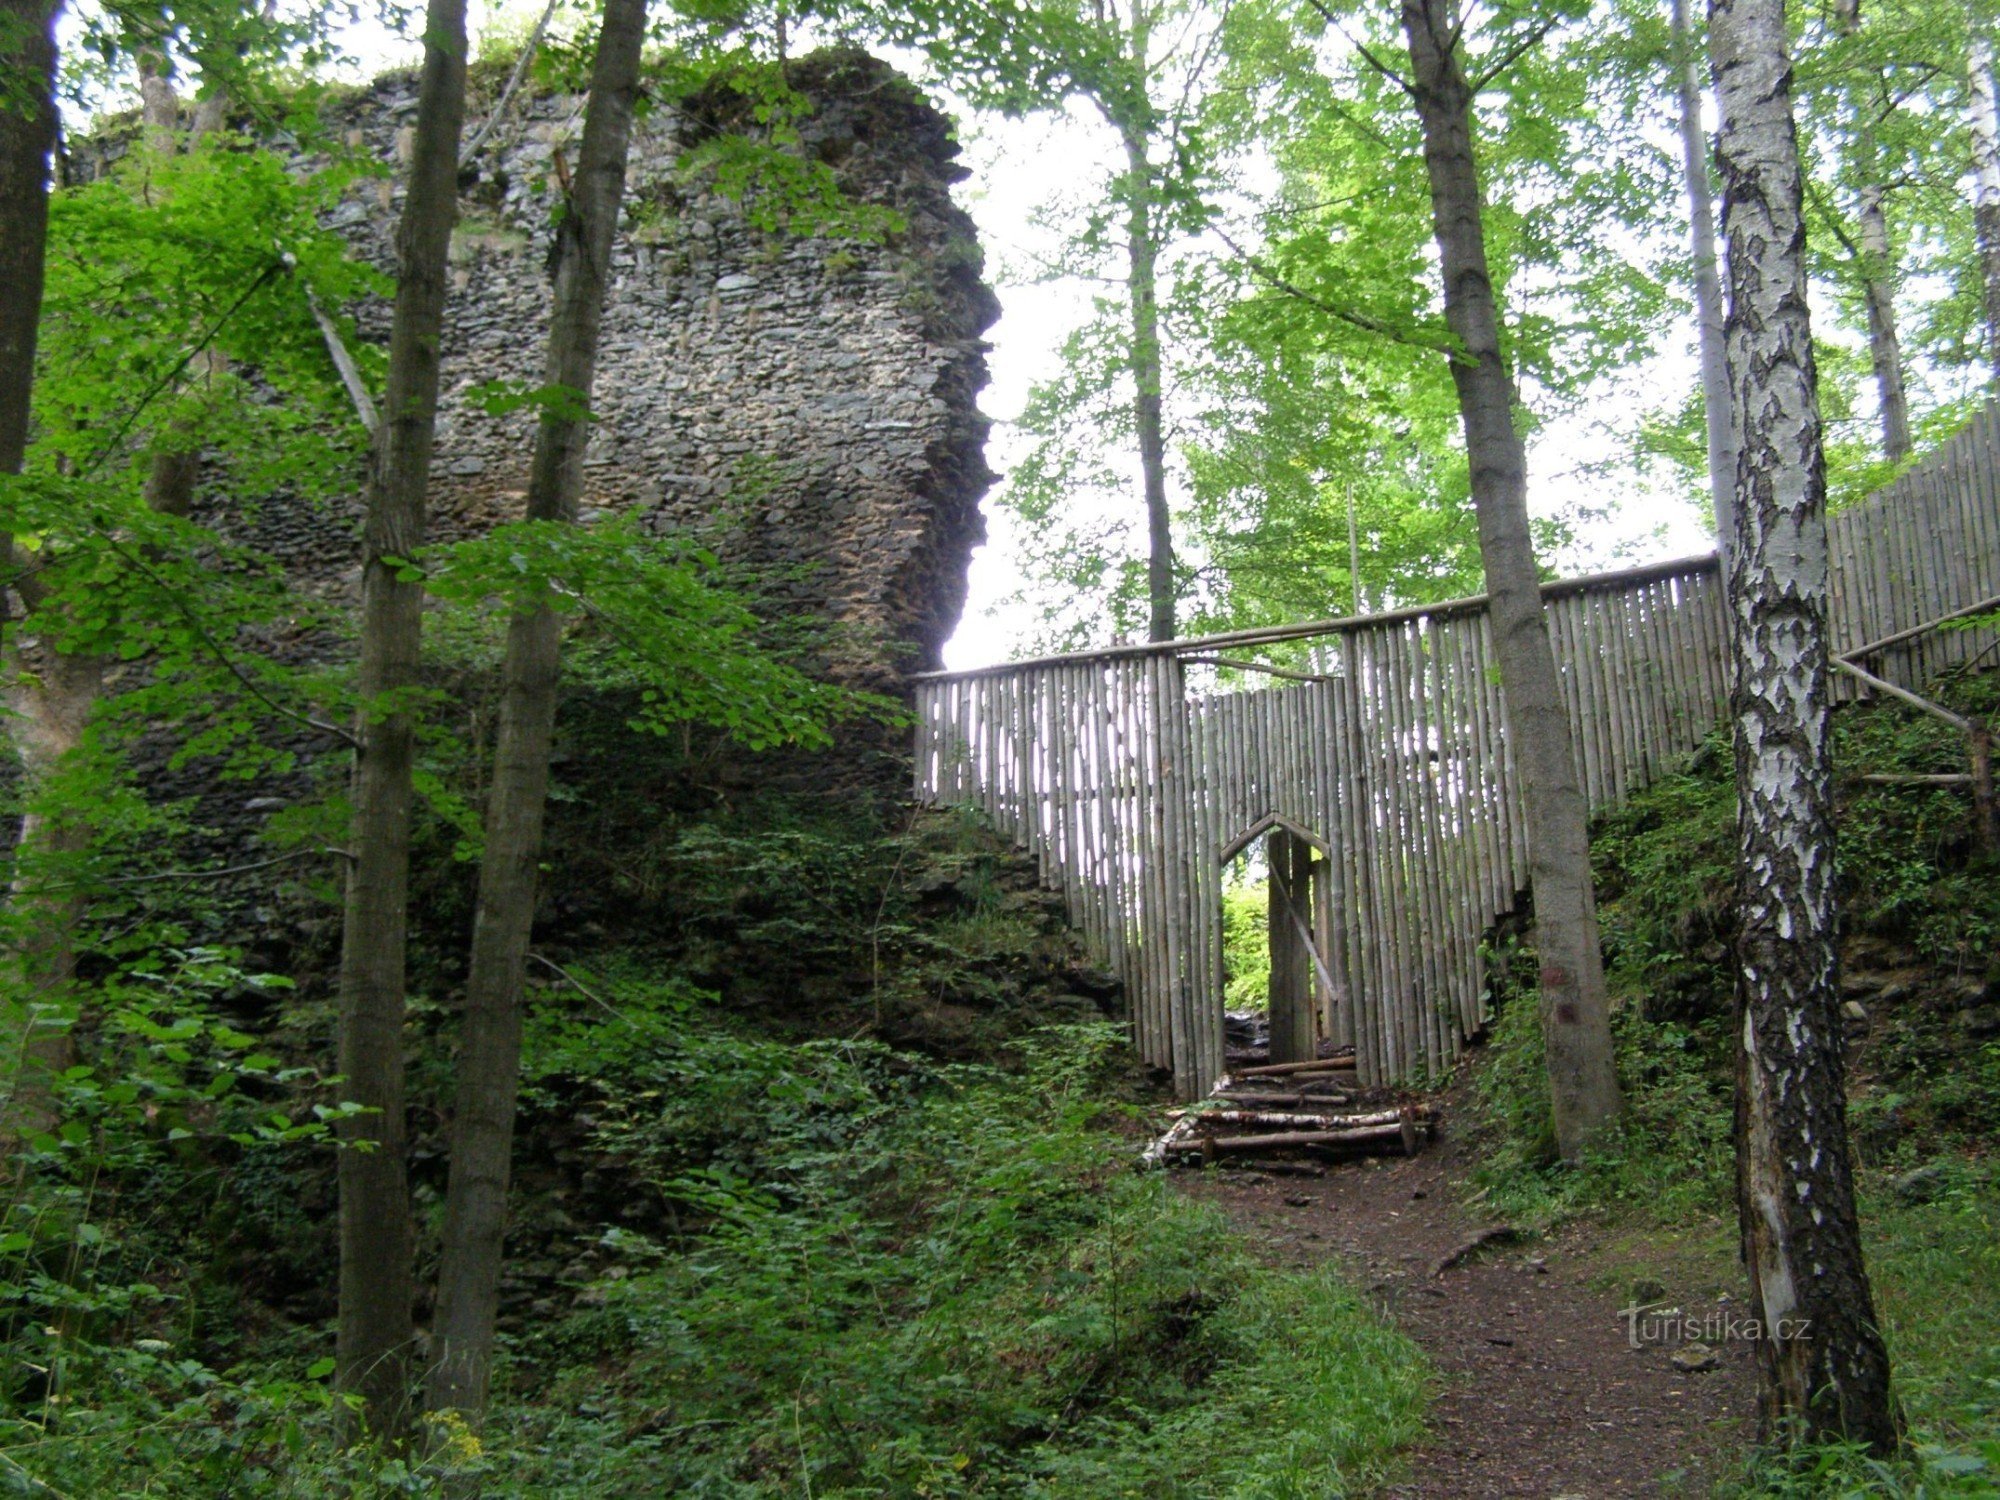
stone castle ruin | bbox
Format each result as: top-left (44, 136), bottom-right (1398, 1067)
top-left (51, 47), bottom-right (1004, 965)
top-left (237, 46), bottom-right (997, 714)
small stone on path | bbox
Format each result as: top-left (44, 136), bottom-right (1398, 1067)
top-left (1671, 1343), bottom-right (1722, 1373)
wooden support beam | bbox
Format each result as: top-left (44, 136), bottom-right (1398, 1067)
top-left (1830, 657), bottom-right (1976, 733)
top-left (1267, 828), bottom-right (1316, 1065)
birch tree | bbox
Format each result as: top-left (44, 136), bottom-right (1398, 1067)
top-left (1710, 0), bottom-right (1899, 1452)
top-left (334, 0), bottom-right (468, 1445)
top-left (426, 0), bottom-right (648, 1427)
top-left (1398, 0), bottom-right (1622, 1160)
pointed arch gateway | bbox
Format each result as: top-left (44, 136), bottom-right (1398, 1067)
top-left (913, 409), bottom-right (2000, 1099)
top-left (1218, 812), bottom-right (1342, 1067)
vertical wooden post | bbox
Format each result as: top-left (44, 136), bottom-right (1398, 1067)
top-left (1266, 828), bottom-right (1316, 1064)
top-left (1971, 723), bottom-right (1999, 854)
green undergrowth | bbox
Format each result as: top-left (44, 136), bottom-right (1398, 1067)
top-left (1221, 874), bottom-right (1271, 1012)
top-left (472, 997), bottom-right (1425, 1497)
top-left (2, 986), bottom-right (1423, 1496)
top-left (1463, 669), bottom-right (2000, 1494)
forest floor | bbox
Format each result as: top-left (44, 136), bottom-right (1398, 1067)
top-left (1178, 1085), bottom-right (1758, 1498)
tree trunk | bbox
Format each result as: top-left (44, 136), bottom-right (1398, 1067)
top-left (0, 0), bottom-right (58, 482)
top-left (1831, 0), bottom-right (1912, 463)
top-left (0, 0), bottom-right (65, 1134)
top-left (334, 0), bottom-right (468, 1447)
top-left (1400, 0), bottom-right (1622, 1162)
top-left (1709, 0), bottom-right (1900, 1454)
top-left (424, 0), bottom-right (647, 1427)
top-left (1669, 0), bottom-right (1737, 562)
top-left (1968, 16), bottom-right (2000, 387)
top-left (1856, 185), bottom-right (1910, 462)
top-left (1122, 125), bottom-right (1175, 643)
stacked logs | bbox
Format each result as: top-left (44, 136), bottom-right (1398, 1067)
top-left (1141, 1049), bottom-right (1437, 1169)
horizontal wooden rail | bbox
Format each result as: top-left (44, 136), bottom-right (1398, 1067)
top-left (912, 552), bottom-right (1721, 682)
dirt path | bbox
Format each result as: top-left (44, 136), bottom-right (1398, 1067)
top-left (1178, 1106), bottom-right (1757, 1497)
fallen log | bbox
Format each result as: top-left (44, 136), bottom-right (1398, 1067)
top-left (1200, 1096), bottom-right (1360, 1120)
top-left (1167, 1122), bottom-right (1407, 1154)
top-left (1215, 1076), bottom-right (1352, 1092)
top-left (1222, 1158), bottom-right (1327, 1177)
top-left (1139, 1114), bottom-right (1201, 1169)
top-left (1168, 1107), bottom-right (1410, 1131)
top-left (1229, 1059), bottom-right (1360, 1080)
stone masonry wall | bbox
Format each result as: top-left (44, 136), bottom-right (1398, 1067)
top-left (50, 47), bottom-right (999, 964)
top-left (236, 46), bottom-right (997, 707)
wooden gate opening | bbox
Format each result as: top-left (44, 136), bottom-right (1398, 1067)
top-left (1221, 817), bottom-right (1344, 1067)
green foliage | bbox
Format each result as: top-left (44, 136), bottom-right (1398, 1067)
top-left (472, 996), bottom-right (1426, 1497)
top-left (58, 2), bottom-right (352, 135)
top-left (1466, 676), bottom-right (2000, 1490)
top-left (28, 137), bottom-right (375, 491)
top-left (1469, 671), bottom-right (2000, 1224)
top-left (663, 54), bottom-right (908, 243)
top-left (1830, 670), bottom-right (2000, 976)
top-left (0, 961), bottom-right (1418, 1495)
top-left (419, 516), bottom-right (897, 751)
top-left (0, 932), bottom-right (373, 1497)
top-left (3, 135), bottom-right (377, 796)
top-left (1468, 945), bottom-right (1734, 1228)
top-left (1180, 0), bottom-right (1665, 633)
top-left (1221, 871), bottom-right (1269, 1012)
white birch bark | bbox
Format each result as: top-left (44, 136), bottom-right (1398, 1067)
top-left (1711, 0), bottom-right (1899, 1452)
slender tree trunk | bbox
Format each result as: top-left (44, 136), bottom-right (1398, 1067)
top-left (1855, 185), bottom-right (1910, 461)
top-left (1967, 15), bottom-right (2000, 386)
top-left (335, 0), bottom-right (468, 1446)
top-left (1401, 0), bottom-right (1621, 1161)
top-left (1122, 125), bottom-right (1175, 643)
top-left (1710, 0), bottom-right (1900, 1454)
top-left (0, 0), bottom-right (69, 1137)
top-left (0, 0), bottom-right (58, 484)
top-left (425, 0), bottom-right (646, 1426)
top-left (1670, 0), bottom-right (1738, 562)
top-left (1830, 0), bottom-right (1912, 462)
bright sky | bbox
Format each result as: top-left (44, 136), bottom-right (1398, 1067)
top-left (944, 102), bottom-right (1719, 668)
top-left (197, 2), bottom-right (1722, 669)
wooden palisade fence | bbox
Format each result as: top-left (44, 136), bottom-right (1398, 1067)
top-left (914, 409), bottom-right (2000, 1098)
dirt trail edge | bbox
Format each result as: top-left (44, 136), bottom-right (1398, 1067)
top-left (1177, 1106), bottom-right (1756, 1497)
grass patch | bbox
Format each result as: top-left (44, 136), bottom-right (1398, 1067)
top-left (0, 988), bottom-right (1423, 1496)
top-left (468, 1002), bottom-right (1426, 1497)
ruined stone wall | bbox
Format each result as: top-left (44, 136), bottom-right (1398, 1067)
top-left (45, 48), bottom-right (1000, 969)
top-left (238, 47), bottom-right (996, 707)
